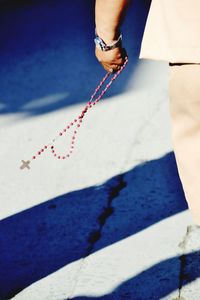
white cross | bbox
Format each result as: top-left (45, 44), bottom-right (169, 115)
top-left (20, 160), bottom-right (31, 170)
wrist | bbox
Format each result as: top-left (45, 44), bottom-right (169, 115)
top-left (94, 30), bottom-right (122, 52)
top-left (95, 28), bottom-right (120, 45)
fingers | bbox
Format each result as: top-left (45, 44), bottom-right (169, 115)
top-left (109, 65), bottom-right (121, 73)
top-left (105, 59), bottom-right (126, 73)
top-left (101, 63), bottom-right (120, 73)
top-left (95, 47), bottom-right (128, 73)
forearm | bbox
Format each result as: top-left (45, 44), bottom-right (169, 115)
top-left (95, 0), bottom-right (129, 44)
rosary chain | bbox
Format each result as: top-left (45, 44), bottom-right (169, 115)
top-left (30, 57), bottom-right (128, 161)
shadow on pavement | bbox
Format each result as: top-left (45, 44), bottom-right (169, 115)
top-left (0, 152), bottom-right (189, 299)
top-left (71, 251), bottom-right (200, 300)
top-left (0, 0), bottom-right (150, 116)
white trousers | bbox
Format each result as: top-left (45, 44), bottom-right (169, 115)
top-left (169, 63), bottom-right (200, 225)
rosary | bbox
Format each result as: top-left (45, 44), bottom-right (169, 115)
top-left (20, 57), bottom-right (128, 170)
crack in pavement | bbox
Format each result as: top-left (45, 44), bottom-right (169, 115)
top-left (86, 174), bottom-right (127, 255)
top-left (173, 225), bottom-right (200, 300)
top-left (67, 175), bottom-right (127, 299)
top-left (172, 225), bottom-right (193, 300)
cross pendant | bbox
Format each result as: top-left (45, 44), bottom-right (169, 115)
top-left (20, 160), bottom-right (31, 170)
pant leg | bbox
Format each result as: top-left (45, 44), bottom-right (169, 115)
top-left (168, 63), bottom-right (200, 226)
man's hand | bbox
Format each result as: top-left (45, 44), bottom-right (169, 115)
top-left (95, 46), bottom-right (127, 73)
top-left (95, 0), bottom-right (129, 72)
